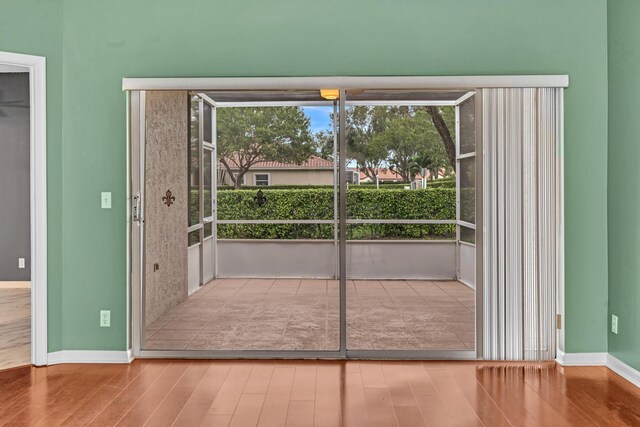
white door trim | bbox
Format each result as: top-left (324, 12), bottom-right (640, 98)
top-left (0, 51), bottom-right (48, 366)
top-left (122, 75), bottom-right (569, 91)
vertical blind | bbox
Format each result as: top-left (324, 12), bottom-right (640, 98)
top-left (483, 88), bottom-right (562, 360)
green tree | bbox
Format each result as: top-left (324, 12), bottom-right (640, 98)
top-left (314, 129), bottom-right (334, 160)
top-left (349, 106), bottom-right (452, 183)
top-left (424, 106), bottom-right (456, 170)
top-left (217, 107), bottom-right (314, 189)
top-left (346, 106), bottom-right (399, 181)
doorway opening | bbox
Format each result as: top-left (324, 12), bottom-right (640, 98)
top-left (0, 51), bottom-right (47, 368)
top-left (128, 76), bottom-right (565, 360)
top-left (131, 86), bottom-right (479, 359)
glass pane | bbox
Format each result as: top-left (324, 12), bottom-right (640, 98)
top-left (188, 229), bottom-right (200, 246)
top-left (189, 95), bottom-right (200, 227)
top-left (459, 156), bottom-right (475, 224)
top-left (204, 149), bottom-right (213, 218)
top-left (205, 103), bottom-right (339, 351)
top-left (254, 174), bottom-right (269, 186)
top-left (203, 102), bottom-right (212, 143)
top-left (346, 103), bottom-right (470, 351)
top-left (460, 225), bottom-right (475, 244)
top-left (347, 188), bottom-right (455, 220)
top-left (204, 222), bottom-right (213, 238)
top-left (459, 96), bottom-right (476, 155)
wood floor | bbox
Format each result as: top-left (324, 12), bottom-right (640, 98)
top-left (0, 360), bottom-right (639, 426)
top-left (0, 282), bottom-right (30, 370)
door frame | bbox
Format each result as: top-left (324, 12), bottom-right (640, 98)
top-left (126, 75), bottom-right (568, 360)
top-left (0, 51), bottom-right (48, 366)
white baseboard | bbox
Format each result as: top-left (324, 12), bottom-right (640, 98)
top-left (48, 349), bottom-right (134, 365)
top-left (556, 351), bottom-right (640, 389)
top-left (607, 354), bottom-right (640, 388)
top-left (555, 350), bottom-right (607, 366)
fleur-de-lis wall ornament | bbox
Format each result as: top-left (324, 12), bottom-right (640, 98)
top-left (254, 189), bottom-right (267, 207)
top-left (162, 190), bottom-right (175, 207)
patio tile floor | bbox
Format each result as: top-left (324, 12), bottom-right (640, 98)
top-left (144, 279), bottom-right (475, 351)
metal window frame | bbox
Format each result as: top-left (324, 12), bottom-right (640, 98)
top-left (338, 89), bottom-right (347, 357)
top-left (215, 219), bottom-right (454, 225)
top-left (454, 92), bottom-right (483, 359)
top-left (253, 172), bottom-right (271, 186)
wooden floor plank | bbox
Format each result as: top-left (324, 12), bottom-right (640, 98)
top-left (6, 364), bottom-right (116, 426)
top-left (87, 361), bottom-right (171, 426)
top-left (172, 362), bottom-right (233, 426)
top-left (445, 362), bottom-right (512, 427)
top-left (244, 364), bottom-right (275, 395)
top-left (143, 362), bottom-right (211, 427)
top-left (0, 365), bottom-right (83, 426)
top-left (31, 364), bottom-right (124, 426)
top-left (572, 366), bottom-right (640, 425)
top-left (313, 363), bottom-right (342, 427)
top-left (473, 363), bottom-right (541, 427)
top-left (229, 393), bottom-right (266, 427)
top-left (257, 366), bottom-right (295, 427)
top-left (207, 364), bottom-right (253, 415)
top-left (424, 362), bottom-right (484, 427)
top-left (116, 361), bottom-right (190, 426)
top-left (548, 365), bottom-right (615, 426)
top-left (0, 360), bottom-right (638, 426)
top-left (342, 364), bottom-right (369, 427)
top-left (362, 387), bottom-right (398, 427)
top-left (62, 361), bottom-right (151, 426)
top-left (290, 363), bottom-right (317, 401)
top-left (404, 363), bottom-right (461, 427)
top-left (285, 400), bottom-right (314, 427)
top-left (518, 364), bottom-right (589, 427)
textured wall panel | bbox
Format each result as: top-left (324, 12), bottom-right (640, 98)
top-left (144, 91), bottom-right (188, 325)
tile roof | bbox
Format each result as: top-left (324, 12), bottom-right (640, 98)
top-left (220, 155), bottom-right (334, 169)
top-left (359, 168), bottom-right (424, 181)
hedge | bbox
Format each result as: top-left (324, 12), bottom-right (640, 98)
top-left (206, 187), bottom-right (456, 240)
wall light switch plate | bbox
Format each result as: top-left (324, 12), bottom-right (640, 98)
top-left (18, 258), bottom-right (25, 269)
top-left (612, 314), bottom-right (618, 334)
top-left (101, 192), bottom-right (112, 209)
top-left (100, 310), bottom-right (111, 327)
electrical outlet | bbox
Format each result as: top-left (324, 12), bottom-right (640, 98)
top-left (101, 192), bottom-right (112, 209)
top-left (18, 258), bottom-right (25, 269)
top-left (612, 314), bottom-right (618, 334)
top-left (100, 310), bottom-right (111, 327)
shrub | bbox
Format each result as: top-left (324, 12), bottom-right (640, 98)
top-left (208, 187), bottom-right (455, 239)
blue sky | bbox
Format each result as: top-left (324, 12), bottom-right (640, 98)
top-left (302, 106), bottom-right (333, 133)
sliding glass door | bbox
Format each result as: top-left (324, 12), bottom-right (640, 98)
top-left (130, 87), bottom-right (486, 358)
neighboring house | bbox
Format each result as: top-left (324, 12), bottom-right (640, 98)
top-left (219, 155), bottom-right (334, 186)
top-left (359, 168), bottom-right (406, 184)
top-left (358, 168), bottom-right (448, 185)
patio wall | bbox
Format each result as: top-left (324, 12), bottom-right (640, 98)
top-left (459, 243), bottom-right (476, 289)
top-left (217, 239), bottom-right (456, 279)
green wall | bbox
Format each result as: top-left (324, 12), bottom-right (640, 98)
top-left (608, 0), bottom-right (640, 370)
top-left (3, 0), bottom-right (610, 353)
top-left (0, 0), bottom-right (64, 352)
